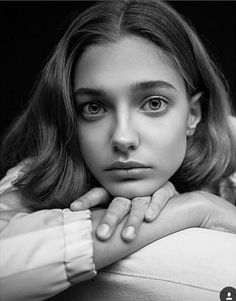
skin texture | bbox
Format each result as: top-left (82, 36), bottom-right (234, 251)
top-left (89, 190), bottom-right (236, 269)
top-left (1, 187), bottom-right (236, 272)
top-left (73, 35), bottom-right (201, 200)
top-left (71, 182), bottom-right (178, 240)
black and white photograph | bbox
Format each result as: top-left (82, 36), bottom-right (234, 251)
top-left (0, 1), bottom-right (236, 300)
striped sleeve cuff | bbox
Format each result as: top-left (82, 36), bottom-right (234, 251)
top-left (63, 209), bottom-right (97, 284)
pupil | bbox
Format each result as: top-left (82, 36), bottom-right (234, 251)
top-left (90, 104), bottom-right (99, 112)
top-left (151, 100), bottom-right (160, 108)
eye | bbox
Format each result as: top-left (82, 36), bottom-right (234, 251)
top-left (80, 102), bottom-right (106, 117)
top-left (140, 96), bottom-right (168, 112)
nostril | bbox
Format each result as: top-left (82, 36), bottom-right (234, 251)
top-left (113, 145), bottom-right (119, 152)
top-left (112, 142), bottom-right (136, 153)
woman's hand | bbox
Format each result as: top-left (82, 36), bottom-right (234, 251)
top-left (96, 182), bottom-right (178, 241)
top-left (70, 181), bottom-right (178, 241)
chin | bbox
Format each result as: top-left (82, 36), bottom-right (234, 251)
top-left (105, 182), bottom-right (161, 199)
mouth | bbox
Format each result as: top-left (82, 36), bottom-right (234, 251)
top-left (105, 161), bottom-right (152, 179)
top-left (106, 161), bottom-right (149, 170)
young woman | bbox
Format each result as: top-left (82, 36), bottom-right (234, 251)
top-left (0, 1), bottom-right (235, 300)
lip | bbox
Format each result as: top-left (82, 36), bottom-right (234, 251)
top-left (105, 161), bottom-right (152, 179)
top-left (106, 161), bottom-right (149, 170)
top-left (107, 167), bottom-right (151, 178)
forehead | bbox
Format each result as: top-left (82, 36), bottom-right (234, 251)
top-left (73, 35), bottom-right (186, 94)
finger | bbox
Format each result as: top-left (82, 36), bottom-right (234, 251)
top-left (96, 197), bottom-right (131, 240)
top-left (145, 182), bottom-right (178, 222)
top-left (122, 196), bottom-right (151, 241)
top-left (70, 187), bottom-right (111, 211)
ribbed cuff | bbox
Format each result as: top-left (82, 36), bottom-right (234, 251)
top-left (63, 209), bottom-right (97, 284)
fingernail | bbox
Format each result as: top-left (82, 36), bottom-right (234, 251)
top-left (123, 226), bottom-right (135, 240)
top-left (70, 201), bottom-right (82, 210)
top-left (146, 209), bottom-right (154, 220)
top-left (97, 224), bottom-right (110, 237)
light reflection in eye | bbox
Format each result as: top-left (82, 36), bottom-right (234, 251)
top-left (81, 102), bottom-right (106, 116)
top-left (140, 96), bottom-right (168, 112)
top-left (77, 95), bottom-right (170, 120)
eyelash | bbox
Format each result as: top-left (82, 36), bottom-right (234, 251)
top-left (140, 96), bottom-right (169, 113)
top-left (78, 96), bottom-right (170, 119)
top-left (78, 102), bottom-right (107, 118)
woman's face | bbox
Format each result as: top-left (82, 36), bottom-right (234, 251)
top-left (73, 35), bottom-right (199, 198)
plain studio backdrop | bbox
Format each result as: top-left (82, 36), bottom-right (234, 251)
top-left (0, 1), bottom-right (235, 142)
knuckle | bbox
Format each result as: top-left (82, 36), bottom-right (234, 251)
top-left (150, 202), bottom-right (163, 212)
top-left (156, 186), bottom-right (166, 196)
top-left (166, 181), bottom-right (178, 195)
top-left (120, 199), bottom-right (131, 211)
top-left (167, 181), bottom-right (174, 189)
top-left (153, 183), bottom-right (178, 203)
top-left (97, 187), bottom-right (108, 197)
top-left (132, 197), bottom-right (150, 207)
top-left (129, 214), bottom-right (142, 226)
top-left (84, 187), bottom-right (110, 205)
top-left (131, 198), bottom-right (140, 206)
top-left (112, 197), bottom-right (131, 211)
top-left (112, 198), bottom-right (120, 206)
top-left (81, 191), bottom-right (95, 204)
top-left (90, 187), bottom-right (104, 199)
top-left (152, 190), bottom-right (166, 203)
top-left (104, 211), bottom-right (119, 224)
top-left (77, 197), bottom-right (86, 205)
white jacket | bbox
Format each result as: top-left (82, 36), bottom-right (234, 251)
top-left (1, 163), bottom-right (236, 301)
top-left (0, 164), bottom-right (96, 301)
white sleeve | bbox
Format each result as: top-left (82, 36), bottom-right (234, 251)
top-left (0, 207), bottom-right (96, 301)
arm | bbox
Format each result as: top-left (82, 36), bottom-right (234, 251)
top-left (69, 228), bottom-right (236, 301)
top-left (1, 190), bottom-right (236, 300)
top-left (71, 182), bottom-right (178, 241)
top-left (48, 191), bottom-right (236, 301)
top-left (0, 192), bottom-right (95, 301)
top-left (0, 190), bottom-right (204, 301)
top-left (91, 193), bottom-right (205, 270)
top-left (91, 190), bottom-right (236, 270)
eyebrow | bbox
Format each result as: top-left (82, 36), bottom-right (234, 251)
top-left (73, 80), bottom-right (176, 98)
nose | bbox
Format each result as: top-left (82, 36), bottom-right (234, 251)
top-left (111, 112), bottom-right (139, 154)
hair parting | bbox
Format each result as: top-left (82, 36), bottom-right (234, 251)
top-left (1, 0), bottom-right (235, 209)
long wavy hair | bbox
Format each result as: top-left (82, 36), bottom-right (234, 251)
top-left (1, 0), bottom-right (235, 210)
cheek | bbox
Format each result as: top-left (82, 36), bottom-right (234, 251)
top-left (146, 118), bottom-right (188, 169)
top-left (78, 123), bottom-right (108, 167)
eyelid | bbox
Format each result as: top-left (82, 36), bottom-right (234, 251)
top-left (141, 95), bottom-right (170, 108)
top-left (77, 101), bottom-right (107, 119)
top-left (140, 95), bottom-right (170, 112)
top-left (143, 95), bottom-right (169, 102)
top-left (78, 100), bottom-right (106, 110)
top-left (76, 95), bottom-right (172, 115)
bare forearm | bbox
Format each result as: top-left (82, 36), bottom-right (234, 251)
top-left (92, 195), bottom-right (203, 270)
